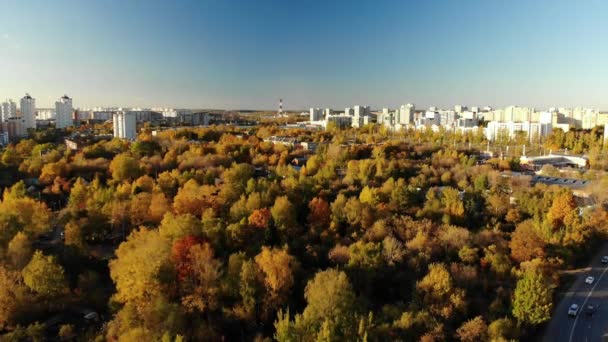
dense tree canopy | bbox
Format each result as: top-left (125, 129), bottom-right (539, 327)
top-left (0, 124), bottom-right (606, 340)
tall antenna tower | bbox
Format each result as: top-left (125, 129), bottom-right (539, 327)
top-left (278, 98), bottom-right (283, 117)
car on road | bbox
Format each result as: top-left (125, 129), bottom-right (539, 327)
top-left (602, 256), bottom-right (608, 264)
top-left (568, 304), bottom-right (579, 316)
top-left (585, 276), bottom-right (595, 284)
top-left (586, 305), bottom-right (597, 316)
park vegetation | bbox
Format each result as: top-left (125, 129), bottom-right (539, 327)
top-left (0, 123), bottom-right (607, 341)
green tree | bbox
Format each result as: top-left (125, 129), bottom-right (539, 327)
top-left (512, 270), bottom-right (553, 325)
top-left (270, 196), bottom-right (296, 232)
top-left (110, 153), bottom-right (142, 182)
top-left (300, 269), bottom-right (357, 338)
top-left (159, 213), bottom-right (202, 241)
top-left (21, 251), bottom-right (68, 297)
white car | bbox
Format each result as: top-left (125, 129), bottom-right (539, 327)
top-left (585, 276), bottom-right (595, 284)
top-left (568, 304), bottom-right (579, 316)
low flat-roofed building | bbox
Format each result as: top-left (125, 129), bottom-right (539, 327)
top-left (520, 154), bottom-right (588, 170)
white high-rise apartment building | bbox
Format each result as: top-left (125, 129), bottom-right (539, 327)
top-left (353, 105), bottom-right (370, 118)
top-left (352, 105), bottom-right (371, 128)
top-left (398, 103), bottom-right (415, 125)
top-left (113, 111), bottom-right (136, 140)
top-left (485, 121), bottom-right (552, 142)
top-left (1, 99), bottom-right (17, 121)
top-left (55, 95), bottom-right (73, 129)
top-left (310, 108), bottom-right (323, 122)
top-left (19, 93), bottom-right (36, 130)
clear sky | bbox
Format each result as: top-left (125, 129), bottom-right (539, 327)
top-left (1, 0), bottom-right (607, 110)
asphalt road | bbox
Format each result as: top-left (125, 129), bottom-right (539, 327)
top-left (543, 244), bottom-right (608, 342)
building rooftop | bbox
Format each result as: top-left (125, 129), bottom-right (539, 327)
top-left (531, 175), bottom-right (591, 189)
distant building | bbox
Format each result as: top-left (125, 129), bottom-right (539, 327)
top-left (155, 108), bottom-right (177, 118)
top-left (352, 105), bottom-right (371, 128)
top-left (0, 117), bottom-right (27, 140)
top-left (398, 104), bottom-right (415, 125)
top-left (113, 111), bottom-right (137, 140)
top-left (264, 136), bottom-right (299, 146)
top-left (19, 93), bottom-right (36, 130)
top-left (178, 111), bottom-right (209, 126)
top-left (456, 111), bottom-right (480, 132)
top-left (299, 141), bottom-right (317, 152)
top-left (55, 95), bottom-right (74, 129)
top-left (326, 115), bottom-right (352, 129)
top-left (485, 121), bottom-right (551, 141)
top-left (310, 108), bottom-right (323, 122)
top-left (520, 154), bottom-right (588, 170)
top-left (36, 109), bottom-right (56, 120)
top-left (454, 105), bottom-right (467, 113)
top-left (1, 99), bottom-right (17, 121)
top-left (378, 108), bottom-right (391, 126)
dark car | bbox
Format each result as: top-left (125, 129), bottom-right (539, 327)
top-left (586, 305), bottom-right (596, 316)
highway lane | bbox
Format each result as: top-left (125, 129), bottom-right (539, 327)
top-left (543, 244), bottom-right (608, 342)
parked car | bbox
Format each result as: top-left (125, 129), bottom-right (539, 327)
top-left (601, 256), bottom-right (608, 264)
top-left (586, 276), bottom-right (595, 284)
top-left (568, 304), bottom-right (579, 316)
top-left (83, 310), bottom-right (99, 323)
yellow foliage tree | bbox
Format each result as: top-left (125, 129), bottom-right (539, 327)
top-left (109, 229), bottom-right (171, 306)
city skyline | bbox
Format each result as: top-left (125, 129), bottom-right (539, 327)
top-left (1, 0), bottom-right (607, 109)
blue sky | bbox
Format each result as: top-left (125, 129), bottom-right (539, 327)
top-left (0, 0), bottom-right (607, 110)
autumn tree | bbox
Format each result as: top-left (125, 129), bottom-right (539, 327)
top-left (456, 316), bottom-right (487, 342)
top-left (171, 235), bottom-right (205, 281)
top-left (39, 160), bottom-right (69, 185)
top-left (547, 191), bottom-right (577, 229)
top-left (254, 247), bottom-right (298, 316)
top-left (488, 317), bottom-right (517, 341)
top-left (109, 229), bottom-right (171, 306)
top-left (416, 263), bottom-right (466, 319)
top-left (0, 183), bottom-right (52, 244)
top-left (106, 297), bottom-right (186, 341)
top-left (307, 197), bottom-right (331, 234)
top-left (173, 180), bottom-right (217, 217)
top-left (248, 208), bottom-right (271, 229)
top-left (0, 266), bottom-right (30, 330)
top-left (6, 232), bottom-right (33, 270)
top-left (510, 220), bottom-right (546, 263)
top-left (180, 243), bottom-right (222, 313)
